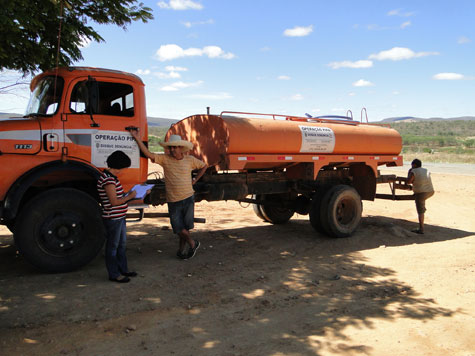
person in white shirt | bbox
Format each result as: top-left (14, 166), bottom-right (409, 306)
top-left (407, 159), bottom-right (434, 234)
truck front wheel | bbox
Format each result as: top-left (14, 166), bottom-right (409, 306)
top-left (14, 188), bottom-right (105, 272)
top-left (319, 185), bottom-right (362, 238)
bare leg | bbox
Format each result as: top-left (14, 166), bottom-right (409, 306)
top-left (418, 213), bottom-right (425, 233)
top-left (178, 229), bottom-right (195, 251)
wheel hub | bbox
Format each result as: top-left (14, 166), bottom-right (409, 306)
top-left (40, 213), bottom-right (83, 253)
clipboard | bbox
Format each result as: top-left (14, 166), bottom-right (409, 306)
top-left (130, 184), bottom-right (154, 199)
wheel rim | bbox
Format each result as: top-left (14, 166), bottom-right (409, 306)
top-left (38, 212), bottom-right (85, 255)
top-left (335, 197), bottom-right (358, 226)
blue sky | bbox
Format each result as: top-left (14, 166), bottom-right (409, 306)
top-left (2, 0), bottom-right (475, 121)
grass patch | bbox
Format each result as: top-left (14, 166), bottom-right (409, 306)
top-left (147, 126), bottom-right (167, 152)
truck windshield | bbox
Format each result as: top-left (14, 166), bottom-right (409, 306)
top-left (25, 76), bottom-right (64, 116)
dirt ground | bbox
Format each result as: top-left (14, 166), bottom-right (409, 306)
top-left (1, 165), bottom-right (474, 356)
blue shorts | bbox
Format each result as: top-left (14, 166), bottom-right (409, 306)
top-left (167, 195), bottom-right (195, 234)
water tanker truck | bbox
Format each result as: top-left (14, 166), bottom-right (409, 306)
top-left (0, 67), bottom-right (409, 272)
top-left (146, 111), bottom-right (407, 238)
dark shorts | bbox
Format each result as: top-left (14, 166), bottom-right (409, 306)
top-left (167, 195), bottom-right (195, 234)
top-left (414, 191), bottom-right (434, 214)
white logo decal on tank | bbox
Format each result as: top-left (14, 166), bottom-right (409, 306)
top-left (299, 125), bottom-right (335, 153)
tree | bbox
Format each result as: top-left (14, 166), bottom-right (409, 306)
top-left (0, 0), bottom-right (153, 74)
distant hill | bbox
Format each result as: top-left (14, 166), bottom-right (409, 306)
top-left (147, 116), bottom-right (178, 127)
top-left (380, 116), bottom-right (475, 123)
top-left (0, 112), bottom-right (22, 119)
top-left (2, 112), bottom-right (473, 125)
top-left (0, 112), bottom-right (178, 127)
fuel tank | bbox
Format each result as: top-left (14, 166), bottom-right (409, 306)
top-left (167, 114), bottom-right (402, 169)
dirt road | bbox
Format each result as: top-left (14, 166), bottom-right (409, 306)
top-left (1, 167), bottom-right (474, 356)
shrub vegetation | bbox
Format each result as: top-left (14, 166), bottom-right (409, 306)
top-left (390, 120), bottom-right (475, 163)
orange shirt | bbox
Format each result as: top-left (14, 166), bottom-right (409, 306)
top-left (152, 153), bottom-right (206, 202)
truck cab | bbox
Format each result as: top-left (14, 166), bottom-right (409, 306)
top-left (0, 67), bottom-right (149, 272)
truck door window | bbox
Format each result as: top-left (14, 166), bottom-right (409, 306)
top-left (69, 81), bottom-right (134, 117)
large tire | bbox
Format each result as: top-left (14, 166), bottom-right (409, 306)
top-left (309, 188), bottom-right (327, 233)
top-left (319, 185), bottom-right (362, 238)
top-left (251, 194), bottom-right (266, 221)
top-left (260, 194), bottom-right (294, 224)
top-left (14, 188), bottom-right (105, 272)
top-left (4, 219), bottom-right (16, 234)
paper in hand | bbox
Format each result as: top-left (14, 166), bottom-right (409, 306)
top-left (130, 184), bottom-right (154, 199)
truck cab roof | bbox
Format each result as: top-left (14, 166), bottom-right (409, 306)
top-left (31, 67), bottom-right (144, 91)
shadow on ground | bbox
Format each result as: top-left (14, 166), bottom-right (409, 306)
top-left (0, 216), bottom-right (472, 355)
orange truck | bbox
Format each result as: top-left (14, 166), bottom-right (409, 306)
top-left (0, 66), bottom-right (409, 272)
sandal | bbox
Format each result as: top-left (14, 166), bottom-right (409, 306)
top-left (109, 276), bottom-right (130, 283)
top-left (411, 229), bottom-right (424, 234)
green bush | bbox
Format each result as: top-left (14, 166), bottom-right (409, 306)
top-left (464, 139), bottom-right (475, 148)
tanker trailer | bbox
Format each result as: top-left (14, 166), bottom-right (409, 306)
top-left (149, 111), bottom-right (404, 238)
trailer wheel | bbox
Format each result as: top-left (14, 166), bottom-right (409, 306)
top-left (319, 185), bottom-right (362, 238)
top-left (251, 195), bottom-right (266, 221)
top-left (14, 188), bottom-right (105, 272)
top-left (260, 194), bottom-right (295, 224)
top-left (309, 189), bottom-right (327, 233)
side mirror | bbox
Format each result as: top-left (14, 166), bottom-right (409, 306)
top-left (86, 76), bottom-right (99, 114)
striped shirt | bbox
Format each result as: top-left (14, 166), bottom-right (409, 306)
top-left (97, 170), bottom-right (128, 219)
top-left (152, 153), bottom-right (206, 203)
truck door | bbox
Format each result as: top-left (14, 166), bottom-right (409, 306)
top-left (62, 78), bottom-right (142, 185)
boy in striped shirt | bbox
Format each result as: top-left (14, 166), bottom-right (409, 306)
top-left (130, 129), bottom-right (207, 260)
top-left (97, 151), bottom-right (138, 283)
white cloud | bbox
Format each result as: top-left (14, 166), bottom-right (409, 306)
top-left (165, 66), bottom-right (188, 72)
top-left (433, 73), bottom-right (465, 80)
top-left (364, 23), bottom-right (411, 31)
top-left (277, 75), bottom-right (291, 80)
top-left (290, 94), bottom-right (304, 101)
top-left (136, 67), bottom-right (185, 79)
top-left (283, 25), bottom-right (313, 37)
top-left (260, 46), bottom-right (271, 52)
top-left (369, 47), bottom-right (439, 61)
top-left (348, 92), bottom-right (356, 96)
top-left (353, 79), bottom-right (374, 87)
top-left (135, 69), bottom-right (151, 76)
top-left (160, 80), bottom-right (203, 91)
top-left (458, 36), bottom-right (471, 44)
top-left (155, 44), bottom-right (235, 61)
top-left (202, 46), bottom-right (234, 59)
top-left (328, 60), bottom-right (373, 69)
top-left (182, 19), bottom-right (214, 28)
top-left (157, 0), bottom-right (203, 10)
top-left (189, 92), bottom-right (232, 100)
top-left (388, 9), bottom-right (415, 17)
top-left (154, 71), bottom-right (181, 79)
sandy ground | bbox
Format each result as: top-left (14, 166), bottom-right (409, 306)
top-left (0, 165), bottom-right (474, 356)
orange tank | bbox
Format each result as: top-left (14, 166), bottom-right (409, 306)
top-left (167, 113), bottom-right (402, 170)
